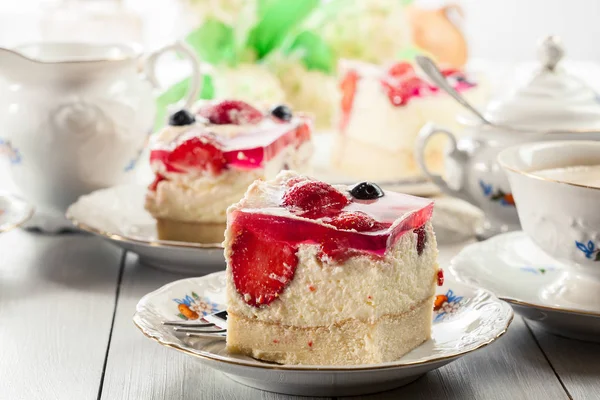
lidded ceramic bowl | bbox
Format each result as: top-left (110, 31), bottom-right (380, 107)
top-left (416, 35), bottom-right (600, 239)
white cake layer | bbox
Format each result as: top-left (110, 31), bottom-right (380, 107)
top-left (226, 220), bottom-right (438, 327)
top-left (145, 142), bottom-right (313, 223)
top-left (343, 76), bottom-right (487, 154)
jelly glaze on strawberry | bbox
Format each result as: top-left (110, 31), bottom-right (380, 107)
top-left (227, 173), bottom-right (434, 307)
top-left (148, 101), bottom-right (312, 187)
top-left (149, 134), bottom-right (226, 175)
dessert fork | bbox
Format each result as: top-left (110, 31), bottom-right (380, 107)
top-left (163, 310), bottom-right (228, 339)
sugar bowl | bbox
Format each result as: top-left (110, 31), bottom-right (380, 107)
top-left (415, 36), bottom-right (600, 239)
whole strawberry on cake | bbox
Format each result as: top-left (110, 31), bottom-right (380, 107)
top-left (145, 100), bottom-right (313, 244)
top-left (334, 59), bottom-right (487, 181)
top-left (225, 170), bottom-right (442, 365)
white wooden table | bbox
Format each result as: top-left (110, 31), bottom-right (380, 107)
top-left (2, 229), bottom-right (600, 400)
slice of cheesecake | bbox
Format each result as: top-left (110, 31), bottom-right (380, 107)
top-left (333, 59), bottom-right (487, 181)
top-left (145, 100), bottom-right (313, 244)
top-left (225, 171), bottom-right (442, 365)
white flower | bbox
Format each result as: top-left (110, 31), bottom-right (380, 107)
top-left (268, 55), bottom-right (338, 130)
top-left (191, 300), bottom-right (214, 314)
top-left (318, 0), bottom-right (411, 64)
top-left (212, 63), bottom-right (287, 108)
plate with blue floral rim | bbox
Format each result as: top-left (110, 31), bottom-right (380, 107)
top-left (66, 185), bottom-right (225, 275)
top-left (133, 271), bottom-right (513, 397)
top-left (0, 193), bottom-right (34, 233)
top-left (450, 231), bottom-right (600, 343)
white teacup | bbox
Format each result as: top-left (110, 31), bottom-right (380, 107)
top-left (498, 141), bottom-right (600, 273)
top-left (0, 41), bottom-right (201, 231)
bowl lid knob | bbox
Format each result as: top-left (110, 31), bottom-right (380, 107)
top-left (538, 35), bottom-right (564, 71)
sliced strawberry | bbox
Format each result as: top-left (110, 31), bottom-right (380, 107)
top-left (381, 75), bottom-right (425, 107)
top-left (148, 174), bottom-right (166, 191)
top-left (282, 181), bottom-right (350, 218)
top-left (387, 62), bottom-right (414, 78)
top-left (198, 100), bottom-right (263, 125)
top-left (230, 226), bottom-right (298, 307)
top-left (339, 70), bottom-right (359, 132)
top-left (327, 211), bottom-right (389, 232)
top-left (167, 136), bottom-right (226, 175)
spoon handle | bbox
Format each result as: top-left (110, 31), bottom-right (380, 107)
top-left (415, 55), bottom-right (491, 125)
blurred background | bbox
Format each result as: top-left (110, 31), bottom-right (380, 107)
top-left (3, 0), bottom-right (600, 60)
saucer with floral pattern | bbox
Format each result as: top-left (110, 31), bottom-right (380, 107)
top-left (133, 271), bottom-right (513, 397)
top-left (451, 231), bottom-right (600, 342)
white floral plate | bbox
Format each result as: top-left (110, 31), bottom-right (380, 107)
top-left (65, 185), bottom-right (225, 275)
top-left (0, 193), bottom-right (34, 233)
top-left (450, 231), bottom-right (600, 342)
top-left (134, 271), bottom-right (513, 397)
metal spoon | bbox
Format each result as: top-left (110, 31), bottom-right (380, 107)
top-left (415, 55), bottom-right (492, 126)
top-left (415, 54), bottom-right (600, 136)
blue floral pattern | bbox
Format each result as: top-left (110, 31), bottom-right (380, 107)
top-left (173, 291), bottom-right (221, 320)
top-left (434, 289), bottom-right (467, 322)
top-left (0, 138), bottom-right (22, 165)
top-left (479, 180), bottom-right (515, 206)
top-left (576, 240), bottom-right (600, 261)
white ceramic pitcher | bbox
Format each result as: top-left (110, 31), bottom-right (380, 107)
top-left (0, 41), bottom-right (201, 231)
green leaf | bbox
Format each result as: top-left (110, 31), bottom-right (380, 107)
top-left (247, 0), bottom-right (320, 59)
top-left (186, 19), bottom-right (236, 65)
top-left (397, 47), bottom-right (422, 61)
top-left (177, 313), bottom-right (188, 321)
top-left (284, 30), bottom-right (334, 73)
top-left (154, 75), bottom-right (215, 131)
top-left (192, 291), bottom-right (200, 300)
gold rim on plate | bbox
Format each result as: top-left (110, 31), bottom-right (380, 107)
top-left (502, 297), bottom-right (600, 318)
top-left (66, 214), bottom-right (223, 250)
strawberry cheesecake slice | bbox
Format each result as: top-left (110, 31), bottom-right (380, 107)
top-left (333, 59), bottom-right (487, 181)
top-left (145, 101), bottom-right (313, 244)
top-left (225, 171), bottom-right (442, 365)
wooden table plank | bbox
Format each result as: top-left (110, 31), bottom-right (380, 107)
top-left (345, 316), bottom-right (568, 400)
top-left (528, 322), bottom-right (600, 400)
top-left (101, 253), bottom-right (328, 400)
top-left (0, 230), bottom-right (123, 400)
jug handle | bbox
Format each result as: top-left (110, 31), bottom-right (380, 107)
top-left (144, 41), bottom-right (202, 110)
top-left (415, 123), bottom-right (476, 205)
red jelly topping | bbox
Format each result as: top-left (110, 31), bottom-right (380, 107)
top-left (149, 118), bottom-right (312, 178)
top-left (437, 269), bottom-right (444, 286)
top-left (414, 225), bottom-right (427, 255)
top-left (327, 211), bottom-right (389, 232)
top-left (229, 179), bottom-right (434, 307)
top-left (339, 61), bottom-right (477, 132)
